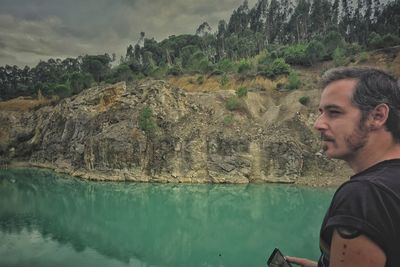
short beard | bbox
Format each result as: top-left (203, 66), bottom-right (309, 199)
top-left (343, 120), bottom-right (369, 159)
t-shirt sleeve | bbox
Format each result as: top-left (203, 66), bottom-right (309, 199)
top-left (322, 181), bottom-right (388, 252)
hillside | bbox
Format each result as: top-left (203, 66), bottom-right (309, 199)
top-left (0, 48), bottom-right (399, 186)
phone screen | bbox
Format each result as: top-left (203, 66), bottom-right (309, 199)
top-left (267, 248), bottom-right (292, 267)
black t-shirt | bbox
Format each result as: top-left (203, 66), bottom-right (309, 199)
top-left (318, 159), bottom-right (400, 267)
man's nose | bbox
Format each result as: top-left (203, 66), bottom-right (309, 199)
top-left (314, 114), bottom-right (327, 131)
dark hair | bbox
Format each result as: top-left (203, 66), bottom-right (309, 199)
top-left (321, 67), bottom-right (400, 142)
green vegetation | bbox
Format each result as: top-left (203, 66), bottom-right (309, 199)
top-left (299, 96), bottom-right (310, 106)
top-left (196, 75), bottom-right (204, 84)
top-left (53, 84), bottom-right (72, 98)
top-left (225, 96), bottom-right (241, 111)
top-left (287, 72), bottom-right (301, 90)
top-left (223, 115), bottom-right (234, 125)
top-left (236, 86), bottom-right (248, 98)
top-left (237, 60), bottom-right (252, 74)
top-left (216, 59), bottom-right (236, 73)
top-left (220, 74), bottom-right (229, 88)
top-left (139, 106), bottom-right (156, 135)
top-left (333, 47), bottom-right (348, 67)
top-left (358, 52), bottom-right (369, 63)
top-left (1, 0), bottom-right (400, 100)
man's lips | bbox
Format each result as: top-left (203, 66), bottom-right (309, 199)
top-left (321, 134), bottom-right (334, 142)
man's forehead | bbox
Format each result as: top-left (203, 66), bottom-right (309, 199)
top-left (321, 80), bottom-right (357, 98)
top-left (319, 79), bottom-right (358, 108)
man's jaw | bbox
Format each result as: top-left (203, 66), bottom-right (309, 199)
top-left (320, 134), bottom-right (335, 154)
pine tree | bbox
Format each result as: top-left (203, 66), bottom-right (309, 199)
top-left (265, 0), bottom-right (282, 44)
top-left (286, 0), bottom-right (311, 43)
top-left (217, 20), bottom-right (227, 60)
top-left (249, 0), bottom-right (269, 33)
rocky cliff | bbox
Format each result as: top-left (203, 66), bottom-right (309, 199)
top-left (0, 79), bottom-right (350, 184)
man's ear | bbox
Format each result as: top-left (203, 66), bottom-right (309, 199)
top-left (369, 103), bottom-right (389, 130)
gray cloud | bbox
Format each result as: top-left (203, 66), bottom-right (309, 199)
top-left (0, 0), bottom-right (256, 67)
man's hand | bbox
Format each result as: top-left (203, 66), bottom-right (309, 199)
top-left (285, 256), bottom-right (317, 267)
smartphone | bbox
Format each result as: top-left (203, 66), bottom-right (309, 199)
top-left (267, 248), bottom-right (293, 267)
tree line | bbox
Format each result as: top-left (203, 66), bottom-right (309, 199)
top-left (1, 0), bottom-right (399, 101)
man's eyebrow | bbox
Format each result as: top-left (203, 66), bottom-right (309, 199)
top-left (320, 104), bottom-right (344, 110)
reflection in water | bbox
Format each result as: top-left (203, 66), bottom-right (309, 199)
top-left (0, 169), bottom-right (334, 267)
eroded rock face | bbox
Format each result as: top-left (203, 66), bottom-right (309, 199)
top-left (0, 80), bottom-right (346, 183)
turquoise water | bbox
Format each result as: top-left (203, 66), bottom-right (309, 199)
top-left (0, 168), bottom-right (335, 267)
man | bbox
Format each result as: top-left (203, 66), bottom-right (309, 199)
top-left (286, 67), bottom-right (400, 267)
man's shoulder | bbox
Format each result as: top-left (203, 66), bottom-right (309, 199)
top-left (333, 161), bottom-right (400, 206)
top-left (350, 159), bottom-right (400, 186)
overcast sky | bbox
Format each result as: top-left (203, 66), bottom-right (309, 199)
top-left (0, 0), bottom-right (258, 68)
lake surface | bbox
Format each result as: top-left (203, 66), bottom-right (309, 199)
top-left (0, 168), bottom-right (335, 267)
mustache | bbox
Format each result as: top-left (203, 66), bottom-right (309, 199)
top-left (320, 134), bottom-right (335, 142)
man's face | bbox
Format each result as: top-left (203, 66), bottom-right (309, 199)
top-left (314, 79), bottom-right (369, 161)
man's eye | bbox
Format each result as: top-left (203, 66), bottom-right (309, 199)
top-left (328, 110), bottom-right (341, 116)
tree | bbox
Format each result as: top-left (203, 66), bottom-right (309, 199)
top-left (285, 0), bottom-right (310, 43)
top-left (339, 0), bottom-right (354, 42)
top-left (81, 54), bottom-right (112, 82)
top-left (306, 40), bottom-right (325, 65)
top-left (196, 22), bottom-right (212, 36)
top-left (126, 44), bottom-right (134, 61)
top-left (53, 84), bottom-right (72, 98)
top-left (196, 22), bottom-right (217, 63)
top-left (249, 0), bottom-right (268, 33)
top-left (180, 45), bottom-right (200, 68)
top-left (322, 31), bottom-right (344, 59)
top-left (69, 72), bottom-right (93, 94)
top-left (266, 0), bottom-right (282, 44)
top-left (216, 20), bottom-right (228, 59)
top-left (227, 0), bottom-right (250, 35)
top-left (309, 0), bottom-right (331, 36)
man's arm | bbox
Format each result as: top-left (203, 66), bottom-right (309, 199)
top-left (285, 228), bottom-right (386, 267)
top-left (329, 229), bottom-right (386, 267)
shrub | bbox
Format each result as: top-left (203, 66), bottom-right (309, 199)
top-left (236, 86), bottom-right (248, 98)
top-left (299, 96), bottom-right (310, 106)
top-left (187, 51), bottom-right (213, 73)
top-left (139, 106), bottom-right (156, 135)
top-left (343, 43), bottom-right (362, 57)
top-left (368, 32), bottom-right (383, 49)
top-left (225, 96), bottom-right (240, 111)
top-left (198, 59), bottom-right (213, 73)
top-left (323, 31), bottom-right (345, 58)
top-left (108, 64), bottom-right (134, 83)
top-left (53, 84), bottom-right (72, 98)
top-left (197, 75), bottom-right (204, 84)
top-left (333, 47), bottom-right (347, 67)
top-left (282, 44), bottom-right (309, 66)
top-left (69, 72), bottom-right (93, 94)
top-left (210, 69), bottom-right (224, 76)
top-left (223, 115), bottom-right (234, 125)
top-left (257, 52), bottom-right (273, 65)
top-left (150, 66), bottom-right (168, 79)
top-left (216, 58), bottom-right (236, 73)
top-left (237, 60), bottom-right (252, 74)
top-left (167, 65), bottom-right (182, 76)
top-left (287, 72), bottom-right (301, 90)
top-left (306, 40), bottom-right (325, 65)
top-left (382, 34), bottom-right (400, 47)
top-left (133, 72), bottom-right (146, 80)
top-left (220, 74), bottom-right (229, 88)
top-left (262, 58), bottom-right (291, 78)
top-left (271, 58), bottom-right (290, 74)
top-left (358, 52), bottom-right (369, 63)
